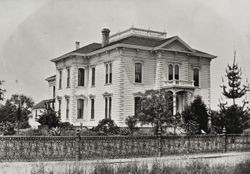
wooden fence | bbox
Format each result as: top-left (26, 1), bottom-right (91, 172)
top-left (0, 134), bottom-right (249, 162)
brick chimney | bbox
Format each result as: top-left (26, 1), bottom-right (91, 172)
top-left (102, 28), bottom-right (110, 47)
top-left (75, 41), bottom-right (80, 49)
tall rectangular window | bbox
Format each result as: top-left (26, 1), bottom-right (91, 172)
top-left (109, 97), bottom-right (112, 119)
top-left (105, 63), bottom-right (112, 84)
top-left (59, 70), bottom-right (62, 89)
top-left (193, 69), bottom-right (199, 87)
top-left (53, 86), bottom-right (55, 98)
top-left (135, 63), bottom-right (142, 83)
top-left (91, 98), bottom-right (95, 119)
top-left (58, 99), bottom-right (61, 116)
top-left (66, 98), bottom-right (69, 119)
top-left (105, 97), bottom-right (108, 119)
top-left (77, 99), bottom-right (84, 119)
top-left (134, 97), bottom-right (141, 115)
top-left (168, 64), bottom-right (173, 80)
top-left (104, 96), bottom-right (112, 119)
top-left (78, 68), bottom-right (85, 86)
top-left (67, 68), bottom-right (70, 88)
top-left (91, 67), bottom-right (95, 86)
top-left (175, 65), bottom-right (179, 80)
top-left (109, 63), bottom-right (112, 84)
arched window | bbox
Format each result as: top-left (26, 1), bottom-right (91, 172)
top-left (168, 64), bottom-right (173, 80)
top-left (175, 65), bottom-right (179, 80)
top-left (193, 69), bottom-right (199, 87)
top-left (77, 99), bottom-right (84, 119)
top-left (135, 63), bottom-right (142, 83)
top-left (78, 68), bottom-right (85, 86)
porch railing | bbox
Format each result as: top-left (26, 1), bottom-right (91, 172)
top-left (163, 80), bottom-right (194, 88)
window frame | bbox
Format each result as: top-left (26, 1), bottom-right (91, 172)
top-left (66, 98), bottom-right (69, 119)
top-left (78, 68), bottom-right (85, 87)
top-left (77, 99), bottom-right (84, 119)
top-left (174, 65), bottom-right (179, 80)
top-left (104, 95), bottom-right (112, 119)
top-left (66, 68), bottom-right (70, 88)
top-left (135, 62), bottom-right (143, 83)
top-left (193, 68), bottom-right (199, 87)
top-left (168, 64), bottom-right (173, 80)
top-left (91, 67), bottom-right (95, 87)
top-left (59, 69), bottom-right (62, 89)
top-left (105, 62), bottom-right (112, 85)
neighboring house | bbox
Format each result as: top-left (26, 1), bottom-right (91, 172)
top-left (30, 76), bottom-right (56, 128)
top-left (45, 27), bottom-right (216, 127)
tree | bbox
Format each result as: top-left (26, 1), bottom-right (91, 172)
top-left (221, 51), bottom-right (249, 105)
top-left (182, 96), bottom-right (209, 134)
top-left (136, 89), bottom-right (174, 135)
top-left (37, 108), bottom-right (60, 129)
top-left (219, 52), bottom-right (250, 133)
top-left (0, 94), bottom-right (34, 134)
top-left (0, 80), bottom-right (5, 101)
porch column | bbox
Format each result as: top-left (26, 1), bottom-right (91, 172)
top-left (173, 92), bottom-right (177, 115)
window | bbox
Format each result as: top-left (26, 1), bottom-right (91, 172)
top-left (91, 67), bottom-right (95, 86)
top-left (77, 99), bottom-right (84, 119)
top-left (35, 110), bottom-right (38, 119)
top-left (134, 97), bottom-right (141, 115)
top-left (53, 86), bottom-right (55, 98)
top-left (78, 68), bottom-right (85, 86)
top-left (66, 98), bottom-right (69, 119)
top-left (66, 68), bottom-right (70, 88)
top-left (91, 98), bottom-right (95, 119)
top-left (109, 63), bottom-right (112, 84)
top-left (168, 64), bottom-right (173, 80)
top-left (193, 69), bottom-right (199, 87)
top-left (175, 65), bottom-right (179, 80)
top-left (104, 96), bottom-right (112, 119)
top-left (105, 62), bottom-right (112, 84)
top-left (135, 63), bottom-right (142, 83)
top-left (58, 99), bottom-right (61, 116)
top-left (59, 70), bottom-right (62, 89)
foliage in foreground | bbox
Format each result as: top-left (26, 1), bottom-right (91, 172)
top-left (30, 159), bottom-right (250, 174)
top-left (182, 96), bottom-right (209, 134)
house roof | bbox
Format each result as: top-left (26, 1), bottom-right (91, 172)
top-left (33, 99), bottom-right (54, 109)
top-left (45, 75), bottom-right (56, 82)
top-left (51, 28), bottom-right (216, 62)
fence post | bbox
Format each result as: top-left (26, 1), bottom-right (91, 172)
top-left (222, 127), bottom-right (227, 153)
top-left (76, 129), bottom-right (81, 161)
top-left (157, 125), bottom-right (162, 157)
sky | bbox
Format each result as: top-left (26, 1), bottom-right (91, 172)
top-left (0, 0), bottom-right (249, 110)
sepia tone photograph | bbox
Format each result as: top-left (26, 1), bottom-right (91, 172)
top-left (0, 0), bottom-right (250, 173)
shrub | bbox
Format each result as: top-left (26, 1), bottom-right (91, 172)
top-left (0, 121), bottom-right (16, 135)
top-left (92, 118), bottom-right (120, 135)
top-left (118, 127), bottom-right (131, 135)
top-left (37, 108), bottom-right (60, 129)
top-left (125, 116), bottom-right (138, 135)
top-left (59, 122), bottom-right (74, 130)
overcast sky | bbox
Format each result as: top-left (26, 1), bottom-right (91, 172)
top-left (0, 0), bottom-right (250, 110)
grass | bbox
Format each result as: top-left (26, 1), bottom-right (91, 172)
top-left (29, 159), bottom-right (250, 174)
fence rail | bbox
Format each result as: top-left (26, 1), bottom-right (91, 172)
top-left (0, 134), bottom-right (249, 162)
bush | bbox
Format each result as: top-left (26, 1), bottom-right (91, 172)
top-left (0, 121), bottom-right (16, 135)
top-left (92, 118), bottom-right (120, 135)
top-left (118, 127), bottom-right (131, 135)
top-left (59, 122), bottom-right (74, 130)
top-left (37, 108), bottom-right (60, 129)
top-left (125, 116), bottom-right (138, 135)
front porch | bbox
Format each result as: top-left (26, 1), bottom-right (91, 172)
top-left (162, 79), bottom-right (195, 115)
